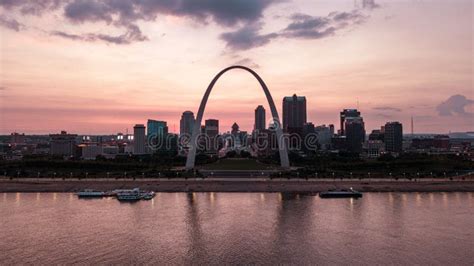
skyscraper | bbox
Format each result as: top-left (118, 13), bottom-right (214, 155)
top-left (147, 120), bottom-right (168, 137)
top-left (340, 109), bottom-right (361, 135)
top-left (384, 122), bottom-right (403, 153)
top-left (180, 111), bottom-right (195, 136)
top-left (282, 94), bottom-right (307, 132)
top-left (133, 124), bottom-right (146, 155)
top-left (344, 116), bottom-right (365, 153)
top-left (205, 119), bottom-right (219, 136)
top-left (147, 119), bottom-right (168, 149)
top-left (254, 105), bottom-right (266, 131)
top-left (205, 119), bottom-right (219, 154)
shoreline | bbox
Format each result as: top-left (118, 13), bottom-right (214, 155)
top-left (1, 178), bottom-right (474, 193)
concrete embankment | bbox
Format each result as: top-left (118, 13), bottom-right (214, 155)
top-left (1, 178), bottom-right (474, 193)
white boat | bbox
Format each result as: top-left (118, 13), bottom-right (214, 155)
top-left (141, 191), bottom-right (156, 200)
top-left (116, 188), bottom-right (141, 201)
top-left (76, 189), bottom-right (105, 198)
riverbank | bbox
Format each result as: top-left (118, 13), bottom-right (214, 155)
top-left (1, 178), bottom-right (474, 193)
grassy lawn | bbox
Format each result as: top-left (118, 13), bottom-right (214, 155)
top-left (199, 158), bottom-right (279, 170)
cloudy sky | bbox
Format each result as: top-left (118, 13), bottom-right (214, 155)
top-left (0, 0), bottom-right (472, 134)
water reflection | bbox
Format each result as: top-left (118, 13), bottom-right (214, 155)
top-left (0, 193), bottom-right (473, 265)
top-left (271, 193), bottom-right (314, 263)
top-left (388, 192), bottom-right (394, 205)
top-left (15, 192), bottom-right (21, 205)
top-left (442, 192), bottom-right (448, 208)
top-left (209, 192), bottom-right (215, 204)
top-left (184, 192), bottom-right (208, 263)
top-left (416, 192), bottom-right (425, 207)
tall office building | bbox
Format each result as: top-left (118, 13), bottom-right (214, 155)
top-left (384, 122), bottom-right (403, 153)
top-left (180, 111), bottom-right (195, 136)
top-left (147, 120), bottom-right (168, 149)
top-left (282, 94), bottom-right (307, 132)
top-left (205, 119), bottom-right (219, 135)
top-left (147, 120), bottom-right (168, 137)
top-left (133, 124), bottom-right (146, 155)
top-left (254, 105), bottom-right (266, 131)
top-left (345, 117), bottom-right (366, 153)
top-left (340, 109), bottom-right (361, 135)
top-left (205, 119), bottom-right (219, 154)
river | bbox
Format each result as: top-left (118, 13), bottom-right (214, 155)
top-left (1, 192), bottom-right (473, 264)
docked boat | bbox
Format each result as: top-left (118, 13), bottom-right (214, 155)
top-left (76, 189), bottom-right (105, 198)
top-left (116, 188), bottom-right (142, 201)
top-left (319, 188), bottom-right (363, 198)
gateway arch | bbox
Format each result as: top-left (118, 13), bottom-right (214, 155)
top-left (185, 65), bottom-right (290, 170)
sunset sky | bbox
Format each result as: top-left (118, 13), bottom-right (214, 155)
top-left (0, 0), bottom-right (473, 134)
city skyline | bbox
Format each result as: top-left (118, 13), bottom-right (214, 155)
top-left (1, 1), bottom-right (473, 265)
top-left (1, 0), bottom-right (473, 134)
